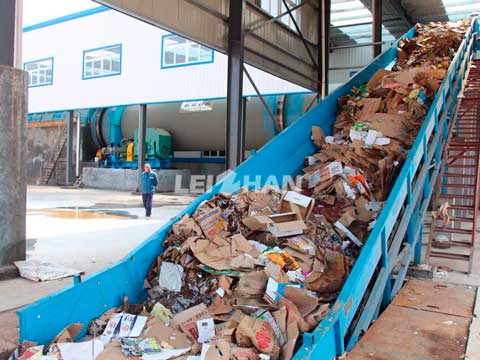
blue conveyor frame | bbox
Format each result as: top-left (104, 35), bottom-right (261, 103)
top-left (17, 19), bottom-right (478, 359)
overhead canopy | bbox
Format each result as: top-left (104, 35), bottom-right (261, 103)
top-left (332, 0), bottom-right (479, 46)
top-left (94, 0), bottom-right (479, 90)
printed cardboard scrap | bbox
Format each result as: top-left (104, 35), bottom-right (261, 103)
top-left (193, 206), bottom-right (227, 239)
top-left (253, 310), bottom-right (286, 346)
top-left (120, 337), bottom-right (161, 356)
top-left (101, 313), bottom-right (147, 343)
top-left (170, 303), bottom-right (210, 332)
top-left (196, 318), bottom-right (216, 343)
top-left (236, 316), bottom-right (279, 357)
top-left (307, 162), bottom-right (343, 188)
top-left (143, 318), bottom-right (192, 349)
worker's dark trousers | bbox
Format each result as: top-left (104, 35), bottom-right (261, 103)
top-left (142, 193), bottom-right (153, 217)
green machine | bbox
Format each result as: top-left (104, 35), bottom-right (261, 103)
top-left (134, 128), bottom-right (172, 160)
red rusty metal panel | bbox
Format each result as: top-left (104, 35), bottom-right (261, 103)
top-left (347, 305), bottom-right (470, 360)
top-left (347, 279), bottom-right (474, 360)
top-left (394, 280), bottom-right (475, 318)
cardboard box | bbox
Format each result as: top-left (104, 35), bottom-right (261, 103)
top-left (278, 191), bottom-right (315, 220)
top-left (243, 211), bottom-right (306, 237)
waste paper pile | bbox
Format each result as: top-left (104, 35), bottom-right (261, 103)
top-left (12, 19), bottom-right (469, 360)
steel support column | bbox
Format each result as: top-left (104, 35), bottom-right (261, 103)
top-left (137, 104), bottom-right (147, 190)
top-left (319, 0), bottom-right (330, 98)
top-left (226, 0), bottom-right (246, 169)
top-left (76, 113), bottom-right (81, 177)
top-left (372, 0), bottom-right (383, 58)
top-left (0, 0), bottom-right (19, 66)
top-left (66, 110), bottom-right (75, 185)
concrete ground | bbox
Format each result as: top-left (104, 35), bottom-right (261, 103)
top-left (0, 185), bottom-right (196, 356)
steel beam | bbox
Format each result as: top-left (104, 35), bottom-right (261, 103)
top-left (372, 0), bottom-right (383, 58)
top-left (66, 110), bottom-right (74, 185)
top-left (243, 65), bottom-right (276, 127)
top-left (226, 0), bottom-right (246, 170)
top-left (137, 104), bottom-right (147, 190)
top-left (330, 17), bottom-right (402, 30)
top-left (319, 0), bottom-right (330, 98)
top-left (331, 41), bottom-right (388, 50)
top-left (386, 0), bottom-right (413, 27)
top-left (76, 113), bottom-right (81, 177)
top-left (0, 1), bottom-right (15, 66)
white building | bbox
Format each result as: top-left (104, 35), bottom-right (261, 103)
top-left (22, 5), bottom-right (310, 114)
top-left (22, 2), bottom-right (382, 185)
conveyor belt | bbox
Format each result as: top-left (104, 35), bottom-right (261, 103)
top-left (16, 18), bottom-right (479, 360)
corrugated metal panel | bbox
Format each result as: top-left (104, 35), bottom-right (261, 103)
top-left (330, 46), bottom-right (372, 67)
top-left (94, 0), bottom-right (319, 90)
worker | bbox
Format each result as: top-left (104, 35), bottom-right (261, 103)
top-left (140, 163), bottom-right (158, 219)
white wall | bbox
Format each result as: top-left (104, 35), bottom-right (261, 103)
top-left (23, 9), bottom-right (308, 113)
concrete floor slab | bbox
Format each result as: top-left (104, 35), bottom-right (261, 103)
top-left (24, 186), bottom-right (196, 275)
top-left (0, 185), bottom-right (197, 353)
top-left (394, 280), bottom-right (476, 318)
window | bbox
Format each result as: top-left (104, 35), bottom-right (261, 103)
top-left (260, 0), bottom-right (301, 31)
top-left (24, 58), bottom-right (54, 87)
top-left (161, 35), bottom-right (213, 68)
top-left (83, 44), bottom-right (122, 79)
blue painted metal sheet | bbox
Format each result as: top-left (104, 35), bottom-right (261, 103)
top-left (18, 19), bottom-right (478, 360)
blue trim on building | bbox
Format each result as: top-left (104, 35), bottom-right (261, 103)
top-left (28, 110), bottom-right (90, 123)
top-left (82, 44), bottom-right (123, 80)
top-left (170, 156), bottom-right (225, 164)
top-left (160, 34), bottom-right (214, 69)
top-left (23, 57), bottom-right (54, 88)
top-left (23, 6), bottom-right (110, 32)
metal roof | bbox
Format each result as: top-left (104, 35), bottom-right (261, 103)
top-left (330, 0), bottom-right (480, 46)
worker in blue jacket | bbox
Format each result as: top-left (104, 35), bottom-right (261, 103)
top-left (140, 164), bottom-right (158, 219)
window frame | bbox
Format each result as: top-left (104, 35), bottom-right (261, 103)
top-left (82, 44), bottom-right (122, 80)
top-left (260, 0), bottom-right (301, 32)
top-left (23, 57), bottom-right (54, 88)
top-left (161, 34), bottom-right (214, 69)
